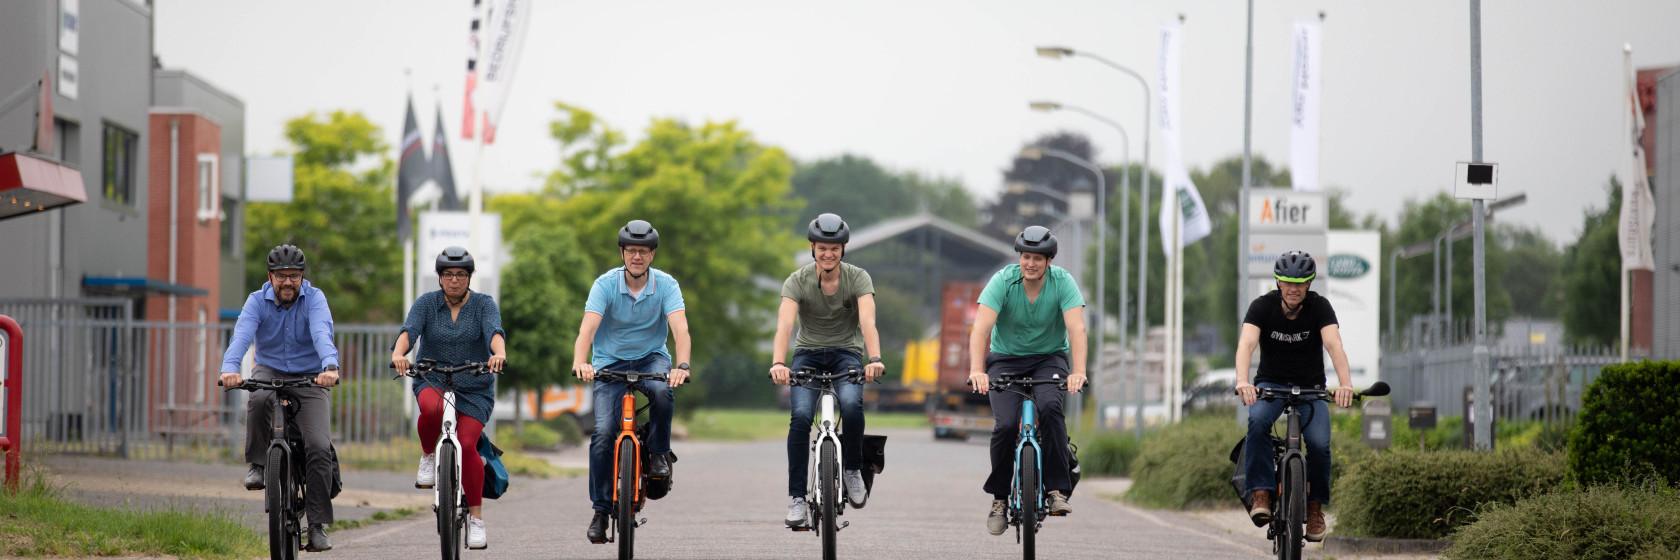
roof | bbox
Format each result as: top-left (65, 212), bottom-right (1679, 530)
top-left (794, 213), bottom-right (1014, 266)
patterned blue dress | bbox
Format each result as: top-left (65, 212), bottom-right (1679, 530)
top-left (402, 290), bottom-right (505, 424)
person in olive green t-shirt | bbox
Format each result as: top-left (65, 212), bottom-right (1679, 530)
top-left (967, 225), bottom-right (1087, 536)
top-left (769, 213), bottom-right (886, 528)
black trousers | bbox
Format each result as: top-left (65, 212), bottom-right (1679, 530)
top-left (982, 352), bottom-right (1073, 499)
top-left (245, 364), bottom-right (335, 525)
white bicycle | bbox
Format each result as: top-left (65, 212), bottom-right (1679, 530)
top-left (785, 368), bottom-right (868, 560)
top-left (396, 359), bottom-right (494, 560)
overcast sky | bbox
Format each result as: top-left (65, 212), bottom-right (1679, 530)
top-left (154, 0), bottom-right (1680, 247)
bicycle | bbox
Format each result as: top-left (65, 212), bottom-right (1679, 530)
top-left (1247, 381), bottom-right (1390, 560)
top-left (781, 368), bottom-right (867, 560)
top-left (592, 370), bottom-right (677, 560)
top-left (979, 373), bottom-right (1069, 560)
top-left (393, 359), bottom-right (496, 560)
top-left (223, 377), bottom-right (328, 560)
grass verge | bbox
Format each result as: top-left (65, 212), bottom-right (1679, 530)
top-left (328, 506), bottom-right (424, 532)
top-left (679, 409), bottom-right (930, 441)
top-left (0, 467), bottom-right (263, 559)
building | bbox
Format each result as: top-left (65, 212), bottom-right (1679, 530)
top-left (152, 69), bottom-right (247, 318)
top-left (1654, 67), bottom-right (1680, 358)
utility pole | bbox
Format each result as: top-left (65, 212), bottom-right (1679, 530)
top-left (1469, 0), bottom-right (1492, 451)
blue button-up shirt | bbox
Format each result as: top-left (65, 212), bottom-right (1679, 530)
top-left (221, 279), bottom-right (339, 375)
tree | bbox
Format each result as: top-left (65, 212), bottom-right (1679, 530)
top-left (1500, 224), bottom-right (1563, 319)
top-left (497, 225), bottom-right (595, 404)
top-left (244, 111), bottom-right (399, 323)
top-left (790, 154), bottom-right (976, 229)
top-left (1559, 177), bottom-right (1623, 346)
top-left (1385, 192), bottom-right (1514, 343)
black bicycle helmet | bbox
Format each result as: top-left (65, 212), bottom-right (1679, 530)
top-left (436, 246), bottom-right (475, 274)
top-left (807, 213), bottom-right (850, 244)
top-left (266, 244), bottom-right (306, 271)
top-left (1013, 225), bottom-right (1058, 259)
top-left (1273, 251), bottom-right (1316, 282)
top-left (617, 220), bottom-right (659, 250)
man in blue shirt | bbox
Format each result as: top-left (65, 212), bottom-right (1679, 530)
top-left (571, 220), bottom-right (692, 544)
top-left (218, 244), bottom-right (341, 551)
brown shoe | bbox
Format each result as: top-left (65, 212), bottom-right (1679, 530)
top-left (1305, 502), bottom-right (1327, 542)
top-left (1248, 491), bottom-right (1272, 527)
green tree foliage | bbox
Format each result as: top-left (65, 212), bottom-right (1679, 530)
top-left (497, 225), bottom-right (594, 393)
top-left (1560, 177), bottom-right (1623, 346)
top-left (1384, 193), bottom-right (1514, 343)
top-left (1500, 224), bottom-right (1564, 319)
top-left (244, 111), bottom-right (399, 323)
top-left (791, 154), bottom-right (977, 230)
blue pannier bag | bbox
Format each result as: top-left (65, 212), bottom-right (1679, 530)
top-left (478, 432), bottom-right (509, 500)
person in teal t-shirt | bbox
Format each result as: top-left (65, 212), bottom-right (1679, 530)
top-left (966, 225), bottom-right (1087, 536)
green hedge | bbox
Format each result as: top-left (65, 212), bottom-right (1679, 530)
top-left (1125, 415), bottom-right (1241, 508)
top-left (1569, 360), bottom-right (1680, 486)
top-left (1445, 480), bottom-right (1680, 560)
top-left (1334, 447), bottom-right (1566, 539)
top-left (1076, 432), bottom-right (1139, 477)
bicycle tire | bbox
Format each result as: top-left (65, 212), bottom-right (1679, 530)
top-left (266, 447), bottom-right (293, 560)
top-left (1284, 456), bottom-right (1306, 560)
top-left (617, 437), bottom-right (637, 560)
top-left (438, 442), bottom-right (461, 560)
top-left (819, 440), bottom-right (838, 560)
top-left (1019, 443), bottom-right (1038, 560)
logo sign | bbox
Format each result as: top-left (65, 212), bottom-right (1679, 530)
top-left (1248, 188), bottom-right (1326, 232)
top-left (1325, 254), bottom-right (1370, 279)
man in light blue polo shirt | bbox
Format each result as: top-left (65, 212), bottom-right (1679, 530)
top-left (570, 220), bottom-right (692, 544)
top-left (217, 244), bottom-right (341, 551)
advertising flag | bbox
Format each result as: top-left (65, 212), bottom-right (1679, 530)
top-left (473, 0), bottom-right (532, 145)
top-left (1157, 21), bottom-right (1212, 257)
top-left (1619, 53), bottom-right (1655, 271)
top-left (397, 96), bottom-right (427, 243)
top-left (432, 103), bottom-right (462, 210)
top-left (1289, 20), bottom-right (1321, 191)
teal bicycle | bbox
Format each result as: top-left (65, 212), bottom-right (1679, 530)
top-left (982, 373), bottom-right (1068, 560)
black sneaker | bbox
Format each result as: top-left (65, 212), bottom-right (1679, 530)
top-left (586, 511), bottom-right (609, 544)
top-left (306, 524), bottom-right (332, 551)
top-left (243, 464), bottom-right (265, 490)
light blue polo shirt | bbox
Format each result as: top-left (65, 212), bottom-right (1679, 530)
top-left (584, 267), bottom-right (686, 368)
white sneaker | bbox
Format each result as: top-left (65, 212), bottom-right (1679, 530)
top-left (416, 453), bottom-right (437, 488)
top-left (467, 515), bottom-right (487, 549)
top-left (844, 470), bottom-right (868, 507)
top-left (785, 497), bottom-right (809, 528)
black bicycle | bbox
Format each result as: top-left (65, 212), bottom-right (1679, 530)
top-left (224, 377), bottom-right (328, 560)
top-left (1249, 382), bottom-right (1389, 560)
top-left (982, 374), bottom-right (1069, 560)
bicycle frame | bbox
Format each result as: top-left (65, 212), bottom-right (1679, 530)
top-left (225, 377), bottom-right (321, 560)
top-left (1010, 399), bottom-right (1044, 518)
top-left (430, 387), bottom-right (466, 519)
top-left (611, 389), bottom-right (643, 511)
top-left (805, 381), bottom-right (846, 513)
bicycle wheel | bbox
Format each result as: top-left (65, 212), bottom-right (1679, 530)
top-left (438, 442), bottom-right (461, 560)
top-left (1283, 456), bottom-right (1306, 560)
top-left (617, 437), bottom-right (637, 560)
top-left (1018, 444), bottom-right (1038, 560)
top-left (265, 447), bottom-right (294, 560)
top-left (819, 439), bottom-right (838, 560)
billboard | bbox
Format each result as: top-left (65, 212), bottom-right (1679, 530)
top-left (1321, 230), bottom-right (1382, 389)
top-left (417, 211), bottom-right (504, 301)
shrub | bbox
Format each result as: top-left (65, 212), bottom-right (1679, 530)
top-left (1126, 415), bottom-right (1243, 508)
top-left (1076, 432), bottom-right (1139, 477)
top-left (541, 412), bottom-right (586, 446)
top-left (1445, 480), bottom-right (1680, 560)
top-left (495, 423), bottom-right (561, 451)
top-left (1334, 447), bottom-right (1566, 539)
top-left (1569, 360), bottom-right (1680, 486)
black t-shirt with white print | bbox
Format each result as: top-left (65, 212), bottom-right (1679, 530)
top-left (1243, 289), bottom-right (1339, 387)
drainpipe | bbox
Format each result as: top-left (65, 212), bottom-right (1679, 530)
top-left (168, 118), bottom-right (179, 412)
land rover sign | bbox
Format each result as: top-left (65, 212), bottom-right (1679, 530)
top-left (1326, 254), bottom-right (1370, 279)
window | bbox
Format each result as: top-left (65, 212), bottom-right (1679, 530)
top-left (196, 153), bottom-right (219, 221)
top-left (53, 118), bottom-right (80, 165)
top-left (220, 196), bottom-right (239, 256)
top-left (102, 124), bottom-right (137, 205)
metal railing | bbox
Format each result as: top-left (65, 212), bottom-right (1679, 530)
top-left (1380, 342), bottom-right (1639, 424)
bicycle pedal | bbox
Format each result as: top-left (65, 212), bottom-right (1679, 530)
top-left (416, 483), bottom-right (434, 489)
top-left (790, 525), bottom-right (812, 532)
top-left (1048, 512), bottom-right (1069, 517)
top-left (634, 517), bottom-right (649, 528)
top-left (835, 521), bottom-right (850, 532)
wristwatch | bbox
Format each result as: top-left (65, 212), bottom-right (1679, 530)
top-left (675, 362), bottom-right (690, 371)
top-left (324, 365), bottom-right (339, 372)
top-left (868, 357), bottom-right (882, 364)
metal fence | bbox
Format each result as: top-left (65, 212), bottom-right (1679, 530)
top-left (1380, 342), bottom-right (1639, 425)
top-left (0, 299), bottom-right (411, 464)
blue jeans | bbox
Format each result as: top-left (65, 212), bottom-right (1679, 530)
top-left (1243, 381), bottom-right (1333, 505)
top-left (786, 348), bottom-right (865, 498)
top-left (589, 353), bottom-right (674, 512)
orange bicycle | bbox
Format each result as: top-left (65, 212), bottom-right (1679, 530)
top-left (592, 370), bottom-right (676, 560)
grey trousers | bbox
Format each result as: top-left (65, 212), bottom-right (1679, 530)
top-left (245, 364), bottom-right (335, 525)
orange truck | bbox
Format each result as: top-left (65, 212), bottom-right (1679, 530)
top-left (926, 281), bottom-right (994, 441)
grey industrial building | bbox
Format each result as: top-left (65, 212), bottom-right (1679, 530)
top-left (1655, 69), bottom-right (1680, 357)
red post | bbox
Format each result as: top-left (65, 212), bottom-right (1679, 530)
top-left (0, 314), bottom-right (20, 493)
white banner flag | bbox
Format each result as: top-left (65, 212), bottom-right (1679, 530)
top-left (473, 0), bottom-right (531, 134)
top-left (1157, 21), bottom-right (1212, 257)
top-left (1289, 20), bottom-right (1321, 191)
top-left (1620, 52), bottom-right (1655, 271)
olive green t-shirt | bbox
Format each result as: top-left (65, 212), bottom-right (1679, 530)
top-left (977, 264), bottom-right (1085, 356)
top-left (782, 262), bottom-right (875, 358)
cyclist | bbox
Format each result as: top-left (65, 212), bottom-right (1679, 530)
top-left (966, 226), bottom-right (1087, 536)
top-left (217, 244), bottom-right (340, 551)
top-left (390, 246), bottom-right (507, 549)
top-left (769, 213), bottom-right (887, 528)
top-left (1234, 250), bottom-right (1355, 543)
top-left (571, 220), bottom-right (692, 544)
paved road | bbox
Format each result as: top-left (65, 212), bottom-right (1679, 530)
top-left (325, 428), bottom-right (1285, 560)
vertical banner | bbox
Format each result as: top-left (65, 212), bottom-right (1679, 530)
top-left (397, 96), bottom-right (427, 243)
top-left (462, 0), bottom-right (485, 140)
top-left (431, 102), bottom-right (463, 210)
top-left (1157, 21), bottom-right (1212, 257)
top-left (1619, 50), bottom-right (1655, 271)
top-left (1289, 20), bottom-right (1321, 191)
top-left (474, 0), bottom-right (533, 145)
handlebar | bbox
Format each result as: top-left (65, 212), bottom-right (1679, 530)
top-left (1243, 381), bottom-right (1391, 403)
top-left (390, 359), bottom-right (493, 380)
top-left (786, 368), bottom-right (864, 385)
top-left (594, 370), bottom-right (671, 383)
top-left (222, 377), bottom-right (324, 392)
top-left (976, 373), bottom-right (1068, 392)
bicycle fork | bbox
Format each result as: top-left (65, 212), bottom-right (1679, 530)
top-left (1011, 400), bottom-right (1046, 534)
top-left (610, 392), bottom-right (647, 536)
top-left (797, 392), bottom-right (849, 534)
top-left (433, 390), bottom-right (466, 514)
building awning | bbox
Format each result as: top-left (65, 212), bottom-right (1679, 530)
top-left (82, 276), bottom-right (209, 297)
top-left (0, 151), bottom-right (86, 220)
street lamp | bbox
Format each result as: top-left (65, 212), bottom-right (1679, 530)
top-left (1027, 100), bottom-right (1132, 432)
top-left (1036, 45), bottom-right (1153, 438)
top-left (1390, 193), bottom-right (1527, 347)
top-left (1020, 146), bottom-right (1105, 432)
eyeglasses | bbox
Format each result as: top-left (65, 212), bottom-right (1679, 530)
top-left (441, 271), bottom-right (471, 279)
top-left (272, 273), bottom-right (304, 282)
top-left (622, 248), bottom-right (653, 258)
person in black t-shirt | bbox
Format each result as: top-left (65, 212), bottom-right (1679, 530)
top-left (1233, 251), bottom-right (1354, 543)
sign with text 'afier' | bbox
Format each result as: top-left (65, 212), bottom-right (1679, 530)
top-left (1248, 188), bottom-right (1326, 232)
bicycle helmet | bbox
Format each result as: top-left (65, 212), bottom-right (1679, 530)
top-left (617, 220), bottom-right (659, 250)
top-left (435, 246), bottom-right (475, 275)
top-left (1013, 225), bottom-right (1058, 259)
top-left (1273, 251), bottom-right (1316, 283)
top-left (266, 244), bottom-right (307, 271)
top-left (807, 213), bottom-right (850, 244)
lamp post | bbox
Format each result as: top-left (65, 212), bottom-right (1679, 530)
top-left (1037, 46), bottom-right (1153, 438)
top-left (1028, 101), bottom-right (1130, 432)
top-left (1020, 146), bottom-right (1103, 433)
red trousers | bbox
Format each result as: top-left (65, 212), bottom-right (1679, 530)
top-left (417, 387), bottom-right (486, 508)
